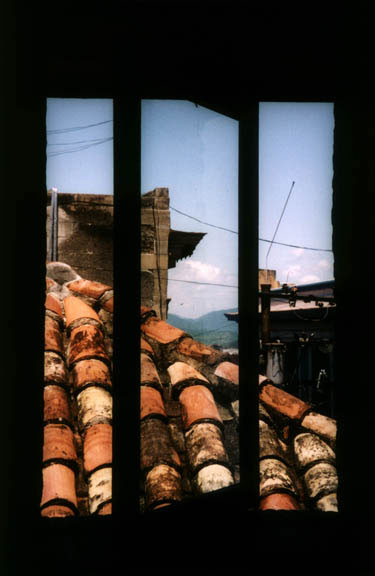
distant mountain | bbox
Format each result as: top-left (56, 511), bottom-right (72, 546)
top-left (167, 308), bottom-right (238, 349)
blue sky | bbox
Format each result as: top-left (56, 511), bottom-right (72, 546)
top-left (46, 98), bottom-right (334, 318)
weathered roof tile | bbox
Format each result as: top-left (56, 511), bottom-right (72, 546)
top-left (83, 423), bottom-right (112, 475)
top-left (41, 463), bottom-right (77, 512)
top-left (42, 424), bottom-right (77, 466)
top-left (259, 493), bottom-right (300, 511)
top-left (214, 361), bottom-right (239, 385)
top-left (68, 324), bottom-right (109, 366)
top-left (141, 316), bottom-right (186, 344)
top-left (43, 385), bottom-right (72, 424)
top-left (71, 358), bottom-right (111, 392)
top-left (140, 387), bottom-right (167, 421)
top-left (144, 464), bottom-right (182, 510)
top-left (44, 316), bottom-right (64, 356)
top-left (45, 293), bottom-right (63, 317)
top-left (179, 385), bottom-right (222, 430)
top-left (67, 279), bottom-right (112, 300)
top-left (140, 353), bottom-right (162, 388)
top-left (260, 382), bottom-right (310, 421)
top-left (63, 295), bottom-right (101, 327)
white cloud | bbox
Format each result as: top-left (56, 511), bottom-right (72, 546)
top-left (300, 274), bottom-right (321, 284)
top-left (291, 247), bottom-right (305, 258)
top-left (317, 259), bottom-right (331, 270)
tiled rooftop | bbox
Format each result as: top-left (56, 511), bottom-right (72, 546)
top-left (140, 307), bottom-right (338, 512)
top-left (41, 262), bottom-right (338, 515)
top-left (41, 261), bottom-right (113, 517)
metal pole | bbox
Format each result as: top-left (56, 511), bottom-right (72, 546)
top-left (50, 188), bottom-right (59, 261)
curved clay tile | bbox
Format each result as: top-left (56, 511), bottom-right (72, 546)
top-left (43, 385), bottom-right (72, 424)
top-left (83, 423), bottom-right (112, 475)
top-left (42, 424), bottom-right (77, 466)
top-left (140, 354), bottom-right (162, 389)
top-left (44, 316), bottom-right (64, 356)
top-left (87, 467), bottom-right (112, 514)
top-left (44, 352), bottom-right (67, 387)
top-left (184, 422), bottom-right (230, 474)
top-left (140, 387), bottom-right (167, 421)
top-left (167, 361), bottom-right (209, 391)
top-left (259, 382), bottom-right (310, 421)
top-left (71, 358), bottom-right (112, 393)
top-left (144, 464), bottom-right (182, 510)
top-left (300, 411), bottom-right (337, 446)
top-left (140, 418), bottom-right (181, 473)
top-left (259, 458), bottom-right (298, 499)
top-left (194, 464), bottom-right (234, 494)
top-left (66, 279), bottom-right (112, 300)
top-left (214, 361), bottom-right (239, 385)
top-left (259, 493), bottom-right (300, 511)
top-left (41, 464), bottom-right (78, 511)
top-left (141, 316), bottom-right (186, 345)
top-left (63, 295), bottom-right (100, 327)
top-left (179, 385), bottom-right (222, 430)
top-left (45, 293), bottom-right (63, 317)
top-left (77, 386), bottom-right (113, 430)
top-left (68, 325), bottom-right (109, 366)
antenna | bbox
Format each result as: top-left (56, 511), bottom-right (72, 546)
top-left (265, 181), bottom-right (295, 282)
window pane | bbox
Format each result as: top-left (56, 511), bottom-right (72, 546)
top-left (140, 100), bottom-right (239, 511)
top-left (258, 102), bottom-right (338, 512)
top-left (41, 98), bottom-right (113, 517)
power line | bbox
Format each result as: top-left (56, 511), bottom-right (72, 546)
top-left (265, 180), bottom-right (295, 277)
top-left (170, 204), bottom-right (332, 252)
top-left (47, 120), bottom-right (113, 134)
top-left (48, 138), bottom-right (113, 157)
top-left (47, 137), bottom-right (114, 146)
top-left (166, 276), bottom-right (238, 288)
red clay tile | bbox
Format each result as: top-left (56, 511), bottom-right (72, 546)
top-left (259, 383), bottom-right (310, 421)
top-left (141, 337), bottom-right (154, 356)
top-left (140, 387), bottom-right (167, 421)
top-left (259, 458), bottom-right (297, 498)
top-left (179, 385), bottom-right (222, 430)
top-left (167, 361), bottom-right (209, 388)
top-left (141, 316), bottom-right (185, 344)
top-left (140, 418), bottom-right (181, 472)
top-left (46, 277), bottom-right (57, 290)
top-left (41, 463), bottom-right (77, 509)
top-left (145, 464), bottom-right (182, 509)
top-left (41, 504), bottom-right (75, 517)
top-left (67, 279), bottom-right (112, 300)
top-left (141, 306), bottom-right (156, 322)
top-left (63, 295), bottom-right (100, 327)
top-left (43, 424), bottom-right (77, 464)
top-left (102, 297), bottom-right (113, 313)
top-left (87, 467), bottom-right (112, 514)
top-left (45, 293), bottom-right (63, 317)
top-left (83, 423), bottom-right (112, 474)
top-left (68, 324), bottom-right (109, 366)
top-left (97, 501), bottom-right (112, 515)
top-left (44, 352), bottom-right (67, 386)
top-left (77, 386), bottom-right (112, 430)
top-left (184, 422), bottom-right (229, 472)
top-left (259, 493), bottom-right (300, 511)
top-left (140, 354), bottom-right (161, 387)
top-left (71, 358), bottom-right (111, 392)
top-left (177, 337), bottom-right (218, 363)
top-left (44, 385), bottom-right (71, 423)
top-left (44, 316), bottom-right (64, 356)
top-left (214, 362), bottom-right (239, 385)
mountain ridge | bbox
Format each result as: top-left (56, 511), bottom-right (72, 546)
top-left (167, 307), bottom-right (238, 348)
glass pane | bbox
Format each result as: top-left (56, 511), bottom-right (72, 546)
top-left (258, 102), bottom-right (338, 512)
top-left (140, 100), bottom-right (239, 511)
top-left (41, 98), bottom-right (113, 517)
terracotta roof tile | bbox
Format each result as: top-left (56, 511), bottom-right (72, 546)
top-left (140, 418), bottom-right (181, 473)
top-left (141, 316), bottom-right (186, 344)
top-left (259, 458), bottom-right (298, 498)
top-left (41, 463), bottom-right (78, 511)
top-left (45, 293), bottom-right (63, 317)
top-left (140, 306), bottom-right (156, 322)
top-left (43, 385), bottom-right (72, 424)
top-left (315, 493), bottom-right (338, 512)
top-left (259, 383), bottom-right (310, 421)
top-left (97, 502), bottom-right (112, 515)
top-left (87, 467), bottom-right (112, 514)
top-left (259, 493), bottom-right (300, 511)
top-left (77, 386), bottom-right (112, 431)
top-left (46, 277), bottom-right (57, 290)
top-left (102, 297), bottom-right (113, 313)
top-left (259, 420), bottom-right (288, 462)
top-left (176, 337), bottom-right (219, 363)
top-left (68, 325), bottom-right (109, 366)
top-left (67, 279), bottom-right (112, 300)
top-left (214, 361), bottom-right (239, 385)
top-left (193, 464), bottom-right (234, 494)
top-left (140, 353), bottom-right (162, 388)
top-left (167, 361), bottom-right (209, 392)
top-left (303, 462), bottom-right (338, 501)
top-left (141, 337), bottom-right (154, 356)
top-left (71, 358), bottom-right (111, 393)
top-left (140, 387), bottom-right (167, 421)
top-left (293, 433), bottom-right (336, 470)
top-left (184, 422), bottom-right (230, 473)
top-left (40, 504), bottom-right (75, 517)
top-left (144, 464), bottom-right (182, 510)
top-left (300, 411), bottom-right (337, 446)
top-left (44, 316), bottom-right (64, 356)
top-left (179, 385), bottom-right (222, 430)
top-left (83, 423), bottom-right (112, 475)
top-left (63, 295), bottom-right (101, 327)
top-left (44, 352), bottom-right (68, 387)
top-left (42, 424), bottom-right (78, 466)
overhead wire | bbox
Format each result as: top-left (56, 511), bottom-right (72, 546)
top-left (47, 119), bottom-right (113, 134)
top-left (170, 205), bottom-right (333, 252)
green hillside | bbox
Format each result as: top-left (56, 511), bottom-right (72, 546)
top-left (167, 308), bottom-right (238, 349)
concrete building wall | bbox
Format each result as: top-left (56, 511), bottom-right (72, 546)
top-left (141, 188), bottom-right (170, 320)
top-left (46, 192), bottom-right (113, 286)
top-left (259, 269), bottom-right (280, 290)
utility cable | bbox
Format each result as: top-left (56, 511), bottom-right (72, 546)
top-left (47, 120), bottom-right (113, 134)
top-left (170, 204), bottom-right (332, 252)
